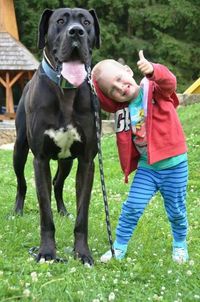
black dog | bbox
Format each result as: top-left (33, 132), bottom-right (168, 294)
top-left (13, 8), bottom-right (100, 265)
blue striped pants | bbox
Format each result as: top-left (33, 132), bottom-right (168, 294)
top-left (116, 161), bottom-right (188, 245)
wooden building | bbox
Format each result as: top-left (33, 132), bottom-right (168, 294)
top-left (0, 0), bottom-right (39, 120)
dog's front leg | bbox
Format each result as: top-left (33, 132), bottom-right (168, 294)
top-left (74, 158), bottom-right (95, 265)
top-left (33, 157), bottom-right (56, 261)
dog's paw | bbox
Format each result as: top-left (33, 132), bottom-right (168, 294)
top-left (74, 251), bottom-right (94, 266)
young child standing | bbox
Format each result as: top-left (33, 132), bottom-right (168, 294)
top-left (91, 51), bottom-right (189, 264)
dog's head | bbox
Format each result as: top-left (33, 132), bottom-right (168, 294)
top-left (38, 8), bottom-right (100, 68)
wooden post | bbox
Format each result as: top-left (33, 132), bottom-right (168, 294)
top-left (6, 72), bottom-right (14, 114)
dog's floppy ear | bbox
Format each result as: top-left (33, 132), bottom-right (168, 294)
top-left (38, 9), bottom-right (54, 49)
top-left (89, 9), bottom-right (101, 49)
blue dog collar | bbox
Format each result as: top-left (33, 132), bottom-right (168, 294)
top-left (42, 58), bottom-right (77, 89)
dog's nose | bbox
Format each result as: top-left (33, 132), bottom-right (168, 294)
top-left (68, 25), bottom-right (85, 37)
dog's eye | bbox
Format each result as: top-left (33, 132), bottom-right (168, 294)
top-left (57, 18), bottom-right (64, 25)
top-left (83, 20), bottom-right (90, 26)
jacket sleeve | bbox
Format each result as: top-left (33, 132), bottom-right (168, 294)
top-left (147, 64), bottom-right (176, 96)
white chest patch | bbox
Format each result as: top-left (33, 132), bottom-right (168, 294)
top-left (44, 125), bottom-right (81, 159)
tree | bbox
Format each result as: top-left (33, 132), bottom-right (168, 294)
top-left (14, 0), bottom-right (200, 92)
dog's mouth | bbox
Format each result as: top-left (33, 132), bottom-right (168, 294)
top-left (61, 60), bottom-right (87, 87)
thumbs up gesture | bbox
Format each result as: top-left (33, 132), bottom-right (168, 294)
top-left (137, 50), bottom-right (154, 76)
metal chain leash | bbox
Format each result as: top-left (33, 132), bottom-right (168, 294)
top-left (87, 66), bottom-right (115, 258)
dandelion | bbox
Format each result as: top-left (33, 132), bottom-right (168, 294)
top-left (108, 292), bottom-right (115, 301)
top-left (23, 289), bottom-right (31, 297)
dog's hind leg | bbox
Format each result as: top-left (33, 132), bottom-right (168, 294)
top-left (13, 99), bottom-right (29, 215)
top-left (13, 138), bottom-right (29, 215)
top-left (53, 158), bottom-right (73, 216)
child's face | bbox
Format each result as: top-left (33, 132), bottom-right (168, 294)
top-left (98, 63), bottom-right (139, 102)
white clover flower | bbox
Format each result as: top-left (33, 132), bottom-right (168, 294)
top-left (161, 286), bottom-right (166, 291)
top-left (92, 299), bottom-right (100, 302)
top-left (194, 294), bottom-right (200, 300)
top-left (46, 272), bottom-right (52, 277)
top-left (153, 294), bottom-right (159, 300)
top-left (84, 263), bottom-right (92, 269)
top-left (39, 258), bottom-right (46, 264)
top-left (189, 260), bottom-right (195, 266)
top-left (113, 278), bottom-right (118, 284)
top-left (70, 267), bottom-right (76, 273)
top-left (0, 271), bottom-right (3, 277)
top-left (186, 270), bottom-right (192, 276)
top-left (31, 271), bottom-right (38, 282)
top-left (167, 270), bottom-right (172, 274)
top-left (108, 292), bottom-right (115, 301)
top-left (23, 289), bottom-right (31, 297)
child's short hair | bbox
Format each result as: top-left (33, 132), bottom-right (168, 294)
top-left (91, 59), bottom-right (124, 82)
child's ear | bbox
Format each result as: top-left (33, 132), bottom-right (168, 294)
top-left (124, 65), bottom-right (134, 77)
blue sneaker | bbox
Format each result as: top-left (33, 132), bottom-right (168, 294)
top-left (100, 241), bottom-right (127, 263)
top-left (172, 240), bottom-right (189, 264)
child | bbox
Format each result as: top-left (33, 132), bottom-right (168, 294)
top-left (91, 51), bottom-right (189, 264)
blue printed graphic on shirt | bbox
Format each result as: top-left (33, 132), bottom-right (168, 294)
top-left (129, 88), bottom-right (147, 155)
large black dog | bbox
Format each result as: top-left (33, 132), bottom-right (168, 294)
top-left (13, 8), bottom-right (100, 265)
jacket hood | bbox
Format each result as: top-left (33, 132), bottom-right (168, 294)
top-left (92, 78), bottom-right (128, 113)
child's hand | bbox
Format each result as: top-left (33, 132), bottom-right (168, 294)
top-left (137, 50), bottom-right (154, 76)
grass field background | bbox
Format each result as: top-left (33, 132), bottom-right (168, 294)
top-left (0, 103), bottom-right (199, 301)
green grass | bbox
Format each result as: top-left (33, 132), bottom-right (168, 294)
top-left (0, 103), bottom-right (200, 302)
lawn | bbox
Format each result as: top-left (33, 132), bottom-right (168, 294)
top-left (0, 103), bottom-right (199, 302)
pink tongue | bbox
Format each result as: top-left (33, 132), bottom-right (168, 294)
top-left (61, 61), bottom-right (87, 87)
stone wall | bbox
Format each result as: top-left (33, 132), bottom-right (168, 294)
top-left (0, 94), bottom-right (200, 146)
top-left (0, 128), bottom-right (16, 145)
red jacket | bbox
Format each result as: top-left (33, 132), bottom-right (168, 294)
top-left (93, 64), bottom-right (187, 182)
